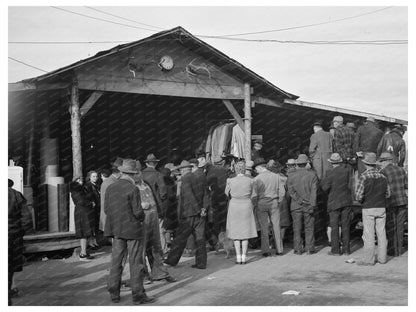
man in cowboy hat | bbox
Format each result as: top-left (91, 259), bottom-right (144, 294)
top-left (134, 160), bottom-right (176, 284)
top-left (285, 159), bottom-right (297, 175)
top-left (354, 116), bottom-right (384, 175)
top-left (252, 157), bottom-right (286, 256)
top-left (142, 153), bottom-right (168, 253)
top-left (332, 116), bottom-right (355, 163)
top-left (287, 154), bottom-right (319, 255)
top-left (104, 159), bottom-right (156, 305)
top-left (377, 124), bottom-right (406, 167)
top-left (165, 160), bottom-right (208, 269)
top-left (378, 152), bottom-right (408, 257)
top-left (355, 152), bottom-right (391, 265)
top-left (309, 120), bottom-right (333, 180)
top-left (321, 153), bottom-right (353, 255)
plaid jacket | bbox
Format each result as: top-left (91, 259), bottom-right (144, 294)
top-left (355, 168), bottom-right (391, 207)
top-left (334, 125), bottom-right (355, 160)
top-left (380, 163), bottom-right (408, 208)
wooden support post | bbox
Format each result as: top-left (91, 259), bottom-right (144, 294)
top-left (244, 83), bottom-right (252, 161)
top-left (222, 99), bottom-right (245, 132)
top-left (70, 78), bottom-right (83, 178)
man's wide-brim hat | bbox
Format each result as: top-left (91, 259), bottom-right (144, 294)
top-left (253, 157), bottom-right (267, 167)
top-left (296, 154), bottom-right (310, 164)
top-left (328, 153), bottom-right (343, 164)
top-left (333, 116), bottom-right (343, 122)
top-left (118, 158), bottom-right (139, 173)
top-left (144, 153), bottom-right (160, 163)
top-left (178, 160), bottom-right (193, 169)
top-left (378, 152), bottom-right (394, 161)
top-left (361, 152), bottom-right (377, 165)
top-left (313, 120), bottom-right (323, 127)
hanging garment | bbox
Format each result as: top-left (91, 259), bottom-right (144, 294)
top-left (231, 124), bottom-right (246, 159)
top-left (211, 123), bottom-right (227, 163)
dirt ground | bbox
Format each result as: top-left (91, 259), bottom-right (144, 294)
top-left (12, 235), bottom-right (408, 306)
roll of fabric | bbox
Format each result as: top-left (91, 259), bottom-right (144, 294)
top-left (46, 176), bottom-right (64, 232)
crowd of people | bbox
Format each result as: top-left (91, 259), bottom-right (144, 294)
top-left (8, 114), bottom-right (407, 305)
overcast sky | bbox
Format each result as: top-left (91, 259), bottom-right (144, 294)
top-left (8, 5), bottom-right (408, 120)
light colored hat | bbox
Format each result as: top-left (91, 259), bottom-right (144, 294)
top-left (366, 116), bottom-right (376, 123)
top-left (333, 116), bottom-right (343, 122)
top-left (245, 160), bottom-right (254, 170)
top-left (118, 158), bottom-right (139, 174)
top-left (361, 152), bottom-right (377, 165)
top-left (144, 153), bottom-right (160, 163)
top-left (328, 153), bottom-right (343, 164)
top-left (178, 160), bottom-right (193, 169)
top-left (295, 154), bottom-right (309, 165)
top-left (286, 159), bottom-right (296, 165)
top-left (346, 122), bottom-right (356, 129)
top-left (378, 152), bottom-right (394, 161)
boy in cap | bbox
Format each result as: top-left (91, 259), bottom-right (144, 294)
top-left (287, 154), bottom-right (319, 255)
top-left (355, 153), bottom-right (390, 265)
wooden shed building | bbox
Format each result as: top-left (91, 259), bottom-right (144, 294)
top-left (8, 26), bottom-right (407, 252)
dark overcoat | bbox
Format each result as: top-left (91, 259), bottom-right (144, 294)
top-left (104, 177), bottom-right (144, 239)
top-left (142, 167), bottom-right (167, 217)
top-left (320, 165), bottom-right (353, 211)
top-left (178, 172), bottom-right (201, 218)
top-left (70, 182), bottom-right (95, 238)
top-left (353, 122), bottom-right (383, 153)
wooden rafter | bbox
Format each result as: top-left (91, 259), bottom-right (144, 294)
top-left (222, 100), bottom-right (245, 132)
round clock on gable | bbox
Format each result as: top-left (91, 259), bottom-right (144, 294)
top-left (158, 55), bottom-right (174, 71)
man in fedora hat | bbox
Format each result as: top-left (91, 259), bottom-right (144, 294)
top-left (377, 124), bottom-right (406, 167)
top-left (285, 159), bottom-right (297, 175)
top-left (104, 159), bottom-right (156, 305)
top-left (354, 116), bottom-right (384, 175)
top-left (134, 160), bottom-right (176, 284)
top-left (142, 153), bottom-right (168, 253)
top-left (252, 157), bottom-right (286, 256)
top-left (321, 153), bottom-right (353, 255)
top-left (309, 120), bottom-right (333, 180)
top-left (287, 154), bottom-right (319, 255)
top-left (355, 152), bottom-right (391, 266)
top-left (378, 152), bottom-right (408, 257)
top-left (165, 160), bottom-right (208, 269)
top-left (332, 116), bottom-right (355, 163)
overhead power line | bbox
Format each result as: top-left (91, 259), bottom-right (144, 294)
top-left (84, 6), bottom-right (164, 30)
top-left (50, 6), bottom-right (158, 32)
top-left (8, 57), bottom-right (47, 72)
top-left (8, 39), bottom-right (408, 45)
top-left (213, 6), bottom-right (394, 37)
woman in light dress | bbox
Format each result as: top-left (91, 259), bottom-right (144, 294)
top-left (225, 161), bottom-right (257, 264)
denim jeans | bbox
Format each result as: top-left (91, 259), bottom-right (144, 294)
top-left (108, 237), bottom-right (146, 301)
top-left (361, 208), bottom-right (387, 264)
top-left (143, 209), bottom-right (169, 280)
top-left (256, 199), bottom-right (283, 254)
top-left (386, 205), bottom-right (407, 256)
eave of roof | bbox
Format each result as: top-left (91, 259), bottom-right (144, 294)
top-left (20, 26), bottom-right (298, 100)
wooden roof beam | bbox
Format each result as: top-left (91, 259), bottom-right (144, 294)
top-left (222, 100), bottom-right (245, 132)
top-left (80, 91), bottom-right (104, 118)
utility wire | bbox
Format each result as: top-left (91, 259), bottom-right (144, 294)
top-left (84, 6), bottom-right (164, 30)
top-left (213, 6), bottom-right (394, 37)
top-left (8, 57), bottom-right (48, 72)
top-left (8, 39), bottom-right (408, 45)
top-left (50, 6), bottom-right (158, 32)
